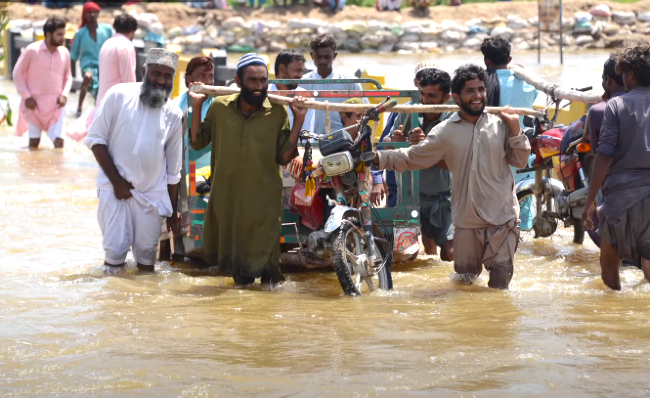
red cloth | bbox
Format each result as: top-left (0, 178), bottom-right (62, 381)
top-left (79, 2), bottom-right (101, 28)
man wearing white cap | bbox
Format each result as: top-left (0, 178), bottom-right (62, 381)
top-left (188, 53), bottom-right (307, 286)
top-left (85, 48), bottom-right (184, 272)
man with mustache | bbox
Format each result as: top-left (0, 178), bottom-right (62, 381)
top-left (388, 65), bottom-right (455, 261)
top-left (372, 64), bottom-right (531, 289)
top-left (13, 17), bottom-right (71, 149)
top-left (269, 50), bottom-right (314, 132)
top-left (85, 48), bottom-right (183, 273)
top-left (188, 53), bottom-right (307, 286)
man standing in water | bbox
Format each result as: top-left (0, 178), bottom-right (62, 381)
top-left (373, 65), bottom-right (531, 289)
top-left (583, 45), bottom-right (650, 290)
top-left (70, 2), bottom-right (113, 116)
top-left (301, 34), bottom-right (368, 134)
top-left (85, 49), bottom-right (183, 272)
top-left (388, 66), bottom-right (455, 261)
top-left (13, 17), bottom-right (71, 149)
top-left (188, 53), bottom-right (307, 285)
top-left (95, 14), bottom-right (138, 107)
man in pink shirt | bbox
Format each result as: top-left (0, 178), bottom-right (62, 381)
top-left (96, 14), bottom-right (138, 107)
top-left (13, 17), bottom-right (72, 149)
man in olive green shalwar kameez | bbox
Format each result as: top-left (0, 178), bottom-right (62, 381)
top-left (188, 53), bottom-right (307, 285)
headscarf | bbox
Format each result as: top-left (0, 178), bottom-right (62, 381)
top-left (80, 2), bottom-right (101, 29)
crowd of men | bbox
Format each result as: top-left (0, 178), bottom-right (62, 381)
top-left (14, 6), bottom-right (650, 291)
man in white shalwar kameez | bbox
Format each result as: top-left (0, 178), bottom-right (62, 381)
top-left (85, 48), bottom-right (183, 272)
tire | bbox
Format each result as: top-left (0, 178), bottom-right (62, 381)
top-left (333, 218), bottom-right (392, 296)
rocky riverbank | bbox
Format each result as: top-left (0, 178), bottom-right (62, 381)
top-left (7, 1), bottom-right (650, 55)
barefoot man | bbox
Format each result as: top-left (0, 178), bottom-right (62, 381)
top-left (85, 49), bottom-right (183, 272)
top-left (13, 17), bottom-right (72, 149)
top-left (373, 64), bottom-right (531, 289)
top-left (188, 53), bottom-right (307, 286)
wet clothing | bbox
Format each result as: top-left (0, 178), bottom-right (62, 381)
top-left (389, 112), bottom-right (454, 243)
top-left (97, 189), bottom-right (164, 266)
top-left (300, 70), bottom-right (368, 134)
top-left (587, 91), bottom-right (625, 153)
top-left (70, 23), bottom-right (114, 99)
top-left (378, 113), bottom-right (531, 229)
top-left (190, 94), bottom-right (295, 279)
top-left (454, 219), bottom-right (520, 282)
top-left (599, 196), bottom-right (650, 261)
top-left (598, 87), bottom-right (650, 222)
top-left (12, 40), bottom-right (72, 134)
top-left (97, 33), bottom-right (136, 107)
top-left (27, 110), bottom-right (64, 142)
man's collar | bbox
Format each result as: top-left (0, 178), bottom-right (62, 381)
top-left (449, 112), bottom-right (487, 124)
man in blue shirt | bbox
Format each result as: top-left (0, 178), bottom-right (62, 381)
top-left (70, 2), bottom-right (113, 116)
top-left (481, 36), bottom-right (538, 230)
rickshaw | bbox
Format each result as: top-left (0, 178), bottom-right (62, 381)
top-left (160, 79), bottom-right (424, 295)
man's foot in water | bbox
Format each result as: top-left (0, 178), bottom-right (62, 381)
top-left (261, 267), bottom-right (286, 286)
top-left (53, 138), bottom-right (64, 149)
top-left (137, 263), bottom-right (155, 272)
top-left (233, 274), bottom-right (255, 285)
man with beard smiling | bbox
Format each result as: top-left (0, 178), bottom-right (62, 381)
top-left (373, 64), bottom-right (531, 289)
top-left (188, 53), bottom-right (307, 286)
top-left (85, 48), bottom-right (183, 273)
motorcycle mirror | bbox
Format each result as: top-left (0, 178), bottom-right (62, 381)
top-left (523, 116), bottom-right (535, 128)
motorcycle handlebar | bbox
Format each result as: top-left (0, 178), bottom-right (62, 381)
top-left (574, 86), bottom-right (592, 92)
top-left (375, 99), bottom-right (398, 114)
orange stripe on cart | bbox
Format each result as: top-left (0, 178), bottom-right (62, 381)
top-left (280, 237), bottom-right (285, 243)
top-left (189, 161), bottom-right (196, 197)
top-left (190, 209), bottom-right (205, 214)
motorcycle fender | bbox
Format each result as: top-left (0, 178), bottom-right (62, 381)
top-left (324, 206), bottom-right (359, 233)
top-left (515, 177), bottom-right (564, 195)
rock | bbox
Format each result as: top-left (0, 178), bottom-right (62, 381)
top-left (395, 42), bottom-right (420, 52)
top-left (287, 18), bottom-right (326, 30)
top-left (516, 41), bottom-right (531, 51)
top-left (420, 41), bottom-right (439, 51)
top-left (602, 23), bottom-right (620, 36)
top-left (134, 12), bottom-right (158, 30)
top-left (222, 17), bottom-right (246, 29)
top-left (148, 22), bottom-right (164, 36)
top-left (420, 28), bottom-right (440, 42)
top-left (134, 28), bottom-right (146, 40)
top-left (584, 38), bottom-right (606, 49)
top-left (166, 27), bottom-right (183, 39)
top-left (590, 4), bottom-right (612, 18)
top-left (183, 25), bottom-right (201, 36)
top-left (612, 11), bottom-right (636, 25)
top-left (341, 38), bottom-right (362, 52)
top-left (507, 15), bottom-right (529, 30)
top-left (402, 21), bottom-right (423, 35)
top-left (440, 29), bottom-right (466, 42)
top-left (490, 26), bottom-right (513, 40)
top-left (638, 12), bottom-right (650, 23)
top-left (574, 11), bottom-right (592, 23)
top-left (400, 33), bottom-right (420, 43)
top-left (378, 43), bottom-right (395, 52)
top-left (462, 36), bottom-right (485, 50)
top-left (267, 41), bottom-right (287, 52)
top-left (465, 18), bottom-right (483, 27)
top-left (367, 20), bottom-right (389, 32)
top-left (575, 35), bottom-right (594, 46)
top-left (202, 36), bottom-right (227, 49)
top-left (342, 21), bottom-right (368, 36)
top-left (441, 19), bottom-right (469, 33)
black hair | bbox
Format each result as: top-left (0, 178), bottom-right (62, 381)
top-left (274, 49), bottom-right (306, 76)
top-left (113, 14), bottom-right (138, 34)
top-left (415, 68), bottom-right (451, 93)
top-left (451, 64), bottom-right (488, 95)
top-left (185, 56), bottom-right (215, 88)
top-left (615, 46), bottom-right (650, 87)
top-left (485, 69), bottom-right (501, 106)
top-left (480, 36), bottom-right (511, 65)
top-left (309, 33), bottom-right (337, 52)
top-left (43, 17), bottom-right (66, 37)
top-left (603, 54), bottom-right (624, 87)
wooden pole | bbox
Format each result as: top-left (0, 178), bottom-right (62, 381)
top-left (189, 84), bottom-right (546, 117)
top-left (508, 65), bottom-right (604, 103)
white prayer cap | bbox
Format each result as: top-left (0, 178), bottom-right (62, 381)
top-left (146, 48), bottom-right (179, 71)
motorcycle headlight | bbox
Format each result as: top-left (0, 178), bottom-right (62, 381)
top-left (321, 152), bottom-right (354, 176)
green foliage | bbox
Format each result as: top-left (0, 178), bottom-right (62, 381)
top-left (0, 95), bottom-right (12, 127)
top-left (0, 2), bottom-right (8, 62)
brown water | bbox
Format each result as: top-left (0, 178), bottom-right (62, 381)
top-left (2, 50), bottom-right (650, 397)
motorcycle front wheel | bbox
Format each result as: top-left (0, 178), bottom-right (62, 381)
top-left (517, 189), bottom-right (585, 244)
top-left (333, 218), bottom-right (393, 296)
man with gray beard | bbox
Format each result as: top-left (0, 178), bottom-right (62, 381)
top-left (85, 48), bottom-right (183, 272)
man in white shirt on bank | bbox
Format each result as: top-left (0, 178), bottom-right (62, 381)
top-left (85, 48), bottom-right (183, 272)
top-left (301, 33), bottom-right (369, 134)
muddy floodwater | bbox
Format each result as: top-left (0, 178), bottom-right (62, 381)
top-left (2, 50), bottom-right (650, 397)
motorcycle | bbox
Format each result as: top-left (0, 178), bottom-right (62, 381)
top-left (287, 98), bottom-right (399, 296)
top-left (515, 87), bottom-right (597, 244)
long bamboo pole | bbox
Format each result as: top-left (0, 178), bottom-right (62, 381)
top-left (508, 64), bottom-right (604, 103)
top-left (189, 84), bottom-right (546, 117)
